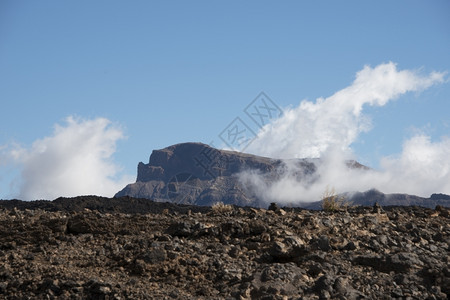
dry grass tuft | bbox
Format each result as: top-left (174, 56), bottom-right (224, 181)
top-left (211, 202), bottom-right (233, 214)
top-left (321, 186), bottom-right (348, 212)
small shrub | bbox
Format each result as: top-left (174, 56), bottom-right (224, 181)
top-left (211, 202), bottom-right (233, 214)
top-left (321, 186), bottom-right (347, 212)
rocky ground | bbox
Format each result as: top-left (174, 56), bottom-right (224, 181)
top-left (0, 198), bottom-right (449, 299)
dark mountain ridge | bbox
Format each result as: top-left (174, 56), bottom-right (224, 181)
top-left (302, 189), bottom-right (450, 210)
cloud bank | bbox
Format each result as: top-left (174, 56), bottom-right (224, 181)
top-left (2, 117), bottom-right (133, 200)
top-left (242, 62), bottom-right (448, 203)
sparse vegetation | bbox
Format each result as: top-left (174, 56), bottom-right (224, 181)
top-left (211, 201), bottom-right (233, 214)
top-left (321, 186), bottom-right (347, 212)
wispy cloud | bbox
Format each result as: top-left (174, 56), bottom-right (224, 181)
top-left (247, 62), bottom-right (445, 159)
top-left (1, 116), bottom-right (133, 200)
top-left (241, 62), bottom-right (448, 203)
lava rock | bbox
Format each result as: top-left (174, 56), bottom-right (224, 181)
top-left (0, 199), bottom-right (448, 299)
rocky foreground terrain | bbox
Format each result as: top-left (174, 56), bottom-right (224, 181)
top-left (0, 198), bottom-right (449, 299)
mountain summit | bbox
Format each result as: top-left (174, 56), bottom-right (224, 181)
top-left (115, 142), bottom-right (291, 206)
top-left (115, 142), bottom-right (345, 207)
top-left (115, 142), bottom-right (450, 208)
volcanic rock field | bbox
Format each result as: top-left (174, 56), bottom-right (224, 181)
top-left (0, 197), bottom-right (449, 299)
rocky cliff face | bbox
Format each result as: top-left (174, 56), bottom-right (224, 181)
top-left (115, 142), bottom-right (450, 208)
top-left (115, 142), bottom-right (318, 207)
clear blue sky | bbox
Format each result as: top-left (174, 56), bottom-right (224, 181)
top-left (1, 1), bottom-right (449, 199)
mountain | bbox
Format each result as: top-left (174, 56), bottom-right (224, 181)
top-left (115, 142), bottom-right (450, 208)
top-left (115, 142), bottom-right (309, 207)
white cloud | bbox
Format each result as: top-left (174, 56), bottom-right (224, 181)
top-left (246, 62), bottom-right (445, 159)
top-left (241, 62), bottom-right (448, 204)
top-left (379, 135), bottom-right (450, 195)
top-left (2, 116), bottom-right (133, 200)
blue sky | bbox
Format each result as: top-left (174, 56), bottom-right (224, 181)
top-left (0, 1), bottom-right (449, 200)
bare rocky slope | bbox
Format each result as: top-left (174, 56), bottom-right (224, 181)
top-left (0, 197), bottom-right (449, 299)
